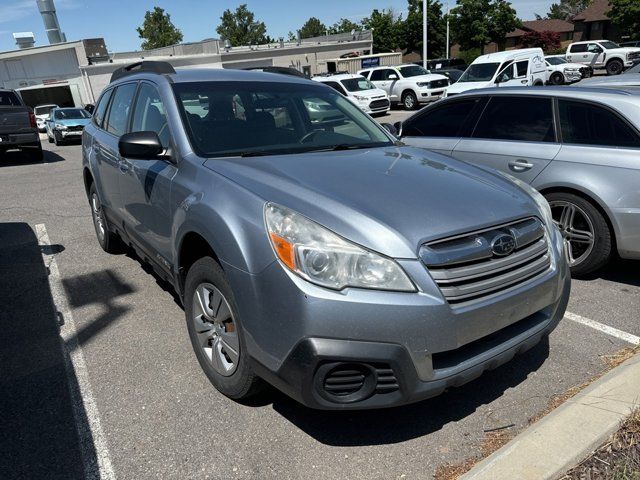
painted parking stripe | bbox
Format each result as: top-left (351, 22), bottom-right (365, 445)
top-left (564, 311), bottom-right (640, 345)
top-left (36, 224), bottom-right (116, 480)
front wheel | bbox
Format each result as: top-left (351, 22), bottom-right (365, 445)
top-left (402, 91), bottom-right (418, 110)
top-left (545, 192), bottom-right (612, 277)
top-left (550, 72), bottom-right (564, 85)
top-left (606, 59), bottom-right (623, 76)
top-left (185, 257), bottom-right (263, 401)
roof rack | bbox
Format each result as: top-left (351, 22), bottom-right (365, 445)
top-left (110, 61), bottom-right (176, 83)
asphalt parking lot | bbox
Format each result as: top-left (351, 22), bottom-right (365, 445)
top-left (1, 137), bottom-right (639, 480)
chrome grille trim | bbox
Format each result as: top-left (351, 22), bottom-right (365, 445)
top-left (421, 218), bottom-right (552, 305)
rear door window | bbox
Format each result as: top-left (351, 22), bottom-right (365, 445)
top-left (92, 89), bottom-right (113, 129)
top-left (105, 83), bottom-right (137, 137)
top-left (370, 70), bottom-right (386, 81)
top-left (558, 100), bottom-right (640, 148)
top-left (131, 83), bottom-right (170, 148)
top-left (570, 44), bottom-right (588, 53)
top-left (473, 96), bottom-right (555, 142)
top-left (403, 99), bottom-right (480, 137)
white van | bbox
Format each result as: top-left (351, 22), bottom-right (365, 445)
top-left (444, 48), bottom-right (546, 97)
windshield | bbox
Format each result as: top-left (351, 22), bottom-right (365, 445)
top-left (398, 65), bottom-right (430, 77)
top-left (600, 41), bottom-right (620, 49)
top-left (546, 57), bottom-right (567, 65)
top-left (459, 63), bottom-right (501, 82)
top-left (54, 108), bottom-right (91, 120)
top-left (35, 105), bottom-right (56, 115)
top-left (341, 77), bottom-right (376, 92)
top-left (173, 81), bottom-right (393, 158)
top-left (0, 91), bottom-right (22, 106)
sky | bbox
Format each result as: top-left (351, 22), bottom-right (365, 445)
top-left (0, 0), bottom-right (555, 53)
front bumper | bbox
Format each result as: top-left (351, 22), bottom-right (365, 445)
top-left (565, 71), bottom-right (582, 82)
top-left (418, 88), bottom-right (445, 102)
top-left (227, 227), bottom-right (570, 409)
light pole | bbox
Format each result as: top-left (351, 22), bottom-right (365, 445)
top-left (446, 1), bottom-right (450, 59)
top-left (423, 0), bottom-right (428, 69)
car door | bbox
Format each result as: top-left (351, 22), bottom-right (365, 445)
top-left (118, 82), bottom-right (177, 269)
top-left (566, 43), bottom-right (588, 64)
top-left (400, 97), bottom-right (485, 155)
top-left (96, 82), bottom-right (139, 224)
top-left (586, 43), bottom-right (606, 67)
top-left (369, 69), bottom-right (397, 100)
top-left (451, 95), bottom-right (560, 183)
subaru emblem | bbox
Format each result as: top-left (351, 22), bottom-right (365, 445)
top-left (491, 234), bottom-right (516, 257)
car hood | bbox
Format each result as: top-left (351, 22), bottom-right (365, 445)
top-left (558, 62), bottom-right (585, 70)
top-left (608, 47), bottom-right (640, 54)
top-left (446, 81), bottom-right (490, 94)
top-left (203, 146), bottom-right (540, 258)
top-left (410, 73), bottom-right (449, 82)
top-left (351, 88), bottom-right (388, 99)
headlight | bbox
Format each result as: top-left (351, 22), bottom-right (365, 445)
top-left (55, 124), bottom-right (67, 130)
top-left (565, 68), bottom-right (580, 72)
top-left (416, 82), bottom-right (430, 87)
top-left (353, 95), bottom-right (368, 101)
top-left (264, 203), bottom-right (416, 292)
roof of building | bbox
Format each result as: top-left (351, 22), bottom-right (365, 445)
top-left (506, 19), bottom-right (575, 38)
top-left (573, 0), bottom-right (611, 22)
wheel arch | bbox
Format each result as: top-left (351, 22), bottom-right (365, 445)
top-left (176, 230), bottom-right (221, 297)
top-left (83, 167), bottom-right (94, 198)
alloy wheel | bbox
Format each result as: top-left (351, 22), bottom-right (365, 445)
top-left (404, 94), bottom-right (416, 110)
top-left (91, 193), bottom-right (105, 242)
top-left (549, 200), bottom-right (595, 267)
top-left (191, 283), bottom-right (239, 377)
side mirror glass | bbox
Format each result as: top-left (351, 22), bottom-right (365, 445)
top-left (393, 121), bottom-right (403, 136)
top-left (119, 131), bottom-right (164, 159)
top-left (381, 123), bottom-right (398, 136)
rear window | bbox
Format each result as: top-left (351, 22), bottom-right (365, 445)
top-left (570, 44), bottom-right (588, 53)
top-left (403, 99), bottom-right (480, 137)
top-left (473, 96), bottom-right (555, 143)
top-left (0, 91), bottom-right (21, 106)
top-left (558, 100), bottom-right (640, 148)
top-left (105, 83), bottom-right (137, 136)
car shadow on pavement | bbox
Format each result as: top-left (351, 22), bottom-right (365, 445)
top-left (0, 223), bottom-right (134, 479)
top-left (0, 149), bottom-right (65, 167)
top-left (582, 258), bottom-right (640, 288)
top-left (269, 338), bottom-right (550, 446)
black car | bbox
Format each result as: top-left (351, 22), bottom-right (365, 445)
top-left (431, 68), bottom-right (464, 83)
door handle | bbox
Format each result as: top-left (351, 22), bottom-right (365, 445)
top-left (119, 160), bottom-right (130, 173)
top-left (508, 159), bottom-right (534, 172)
top-left (521, 80), bottom-right (528, 84)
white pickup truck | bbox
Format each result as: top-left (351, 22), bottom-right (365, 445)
top-left (358, 64), bottom-right (449, 110)
top-left (566, 40), bottom-right (640, 75)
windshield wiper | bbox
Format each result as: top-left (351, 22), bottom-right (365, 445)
top-left (307, 143), bottom-right (376, 153)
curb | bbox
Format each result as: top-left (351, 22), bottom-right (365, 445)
top-left (460, 352), bottom-right (640, 480)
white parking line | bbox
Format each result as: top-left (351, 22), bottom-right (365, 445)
top-left (36, 223), bottom-right (116, 480)
top-left (564, 311), bottom-right (640, 345)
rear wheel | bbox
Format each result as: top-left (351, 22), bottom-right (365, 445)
top-left (550, 72), bottom-right (565, 85)
top-left (185, 257), bottom-right (263, 401)
top-left (402, 91), bottom-right (419, 110)
top-left (606, 59), bottom-right (623, 76)
top-left (89, 183), bottom-right (123, 254)
top-left (545, 192), bottom-right (612, 276)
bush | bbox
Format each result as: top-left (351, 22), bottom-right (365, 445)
top-left (519, 30), bottom-right (561, 52)
top-left (458, 48), bottom-right (482, 66)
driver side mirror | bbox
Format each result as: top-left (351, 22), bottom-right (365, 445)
top-left (119, 131), bottom-right (164, 159)
top-left (381, 123), bottom-right (398, 136)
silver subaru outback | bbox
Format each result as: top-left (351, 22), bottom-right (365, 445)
top-left (82, 62), bottom-right (570, 409)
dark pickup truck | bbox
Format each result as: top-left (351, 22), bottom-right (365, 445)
top-left (0, 89), bottom-right (43, 160)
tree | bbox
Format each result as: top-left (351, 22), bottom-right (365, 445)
top-left (547, 0), bottom-right (591, 20)
top-left (361, 9), bottom-right (402, 53)
top-left (519, 30), bottom-right (561, 51)
top-left (402, 0), bottom-right (447, 59)
top-left (299, 17), bottom-right (327, 38)
top-left (607, 0), bottom-right (640, 38)
top-left (136, 7), bottom-right (183, 50)
top-left (450, 0), bottom-right (521, 54)
top-left (329, 18), bottom-right (360, 35)
top-left (216, 4), bottom-right (269, 46)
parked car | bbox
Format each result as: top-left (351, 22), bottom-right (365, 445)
top-left (544, 55), bottom-right (592, 85)
top-left (82, 61), bottom-right (569, 410)
top-left (358, 64), bottom-right (449, 110)
top-left (578, 62), bottom-right (640, 87)
top-left (46, 107), bottom-right (92, 145)
top-left (619, 41), bottom-right (640, 48)
top-left (566, 40), bottom-right (640, 75)
top-left (398, 86), bottom-right (640, 275)
top-left (445, 48), bottom-right (547, 97)
top-left (0, 89), bottom-right (42, 160)
top-left (34, 103), bottom-right (58, 132)
top-left (244, 66), bottom-right (307, 78)
top-left (426, 58), bottom-right (467, 71)
top-left (432, 68), bottom-right (465, 84)
top-left (312, 73), bottom-right (390, 115)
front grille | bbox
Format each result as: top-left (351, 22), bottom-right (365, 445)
top-left (421, 218), bottom-right (551, 306)
top-left (323, 364), bottom-right (366, 397)
top-left (67, 125), bottom-right (84, 132)
top-left (579, 66), bottom-right (593, 77)
top-left (629, 52), bottom-right (640, 61)
top-left (428, 79), bottom-right (449, 89)
top-left (369, 99), bottom-right (390, 110)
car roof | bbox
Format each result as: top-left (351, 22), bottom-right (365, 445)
top-left (314, 73), bottom-right (364, 81)
top-left (109, 66), bottom-right (317, 88)
top-left (570, 39), bottom-right (609, 44)
top-left (451, 86), bottom-right (640, 105)
top-left (471, 48), bottom-right (543, 63)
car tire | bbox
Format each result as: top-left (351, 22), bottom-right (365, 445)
top-left (47, 132), bottom-right (54, 144)
top-left (88, 183), bottom-right (123, 254)
top-left (550, 72), bottom-right (565, 85)
top-left (53, 133), bottom-right (61, 146)
top-left (606, 59), bottom-right (623, 76)
top-left (30, 143), bottom-right (44, 162)
top-left (184, 257), bottom-right (264, 401)
top-left (402, 91), bottom-right (419, 110)
top-left (545, 192), bottom-right (612, 277)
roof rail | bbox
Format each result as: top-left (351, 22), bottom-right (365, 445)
top-left (110, 61), bottom-right (176, 83)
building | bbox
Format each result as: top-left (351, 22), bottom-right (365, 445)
top-left (572, 0), bottom-right (622, 42)
top-left (505, 19), bottom-right (575, 49)
top-left (0, 38), bottom-right (107, 108)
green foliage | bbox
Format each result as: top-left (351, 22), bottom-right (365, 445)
top-left (136, 7), bottom-right (183, 50)
top-left (299, 17), bottom-right (327, 39)
top-left (402, 0), bottom-right (447, 58)
top-left (458, 47), bottom-right (482, 65)
top-left (216, 4), bottom-right (269, 46)
top-left (450, 0), bottom-right (521, 53)
top-left (328, 18), bottom-right (360, 35)
top-left (608, 0), bottom-right (640, 37)
top-left (546, 0), bottom-right (591, 20)
top-left (361, 9), bottom-right (402, 53)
